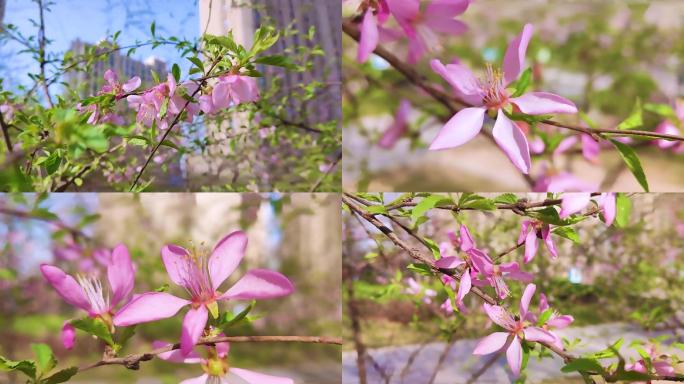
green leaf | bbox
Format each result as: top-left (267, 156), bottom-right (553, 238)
top-left (43, 367), bottom-right (78, 384)
top-left (552, 227), bottom-right (579, 243)
top-left (171, 63), bottom-right (181, 82)
top-left (70, 317), bottom-right (114, 346)
top-left (407, 263), bottom-right (433, 276)
top-left (218, 300), bottom-right (256, 329)
top-left (510, 68), bottom-right (532, 98)
top-left (423, 238), bottom-right (442, 260)
top-left (150, 21), bottom-right (156, 36)
top-left (411, 195), bottom-right (451, 224)
top-left (609, 139), bottom-right (649, 192)
top-left (537, 308), bottom-right (554, 327)
top-left (31, 343), bottom-right (56, 375)
top-left (187, 57), bottom-right (205, 73)
top-left (560, 358), bottom-right (604, 374)
top-left (643, 103), bottom-right (678, 120)
top-left (114, 325), bottom-right (136, 349)
top-left (159, 97), bottom-right (169, 119)
top-left (254, 55), bottom-right (295, 69)
top-left (614, 193), bottom-right (631, 228)
top-left (587, 338), bottom-right (624, 359)
top-left (0, 268), bottom-right (17, 280)
top-left (494, 193), bottom-right (518, 205)
top-left (612, 370), bottom-right (654, 382)
top-left (0, 356), bottom-right (36, 378)
top-left (617, 99), bottom-right (642, 130)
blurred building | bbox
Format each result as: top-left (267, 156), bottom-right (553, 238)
top-left (64, 39), bottom-right (167, 97)
top-left (0, 0), bottom-right (5, 25)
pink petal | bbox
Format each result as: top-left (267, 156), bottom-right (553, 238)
top-left (511, 92), bottom-right (578, 115)
top-left (523, 229), bottom-right (538, 263)
top-left (161, 244), bottom-right (191, 288)
top-left (429, 59), bottom-right (483, 104)
top-left (427, 19), bottom-right (468, 35)
top-left (108, 244), bottom-right (135, 308)
top-left (559, 193), bottom-right (591, 218)
top-left (547, 315), bottom-right (574, 329)
top-left (219, 269), bottom-right (294, 301)
top-left (209, 230), bottom-right (248, 291)
top-left (232, 368), bottom-right (294, 384)
top-left (653, 361), bottom-right (676, 376)
top-left (553, 136), bottom-right (578, 157)
top-left (457, 268), bottom-right (471, 303)
top-left (519, 283), bottom-right (536, 318)
top-left (62, 322), bottom-right (76, 350)
top-left (212, 81), bottom-right (231, 109)
top-left (581, 134), bottom-right (600, 163)
top-left (358, 10), bottom-right (379, 63)
top-left (40, 264), bottom-right (91, 312)
top-left (199, 94), bottom-right (216, 114)
top-left (180, 305), bottom-right (208, 356)
top-left (122, 76), bottom-right (142, 93)
top-left (425, 0), bottom-right (471, 18)
top-left (216, 341), bottom-right (230, 358)
top-left (517, 221), bottom-right (531, 244)
top-left (152, 341), bottom-right (202, 363)
top-left (167, 73), bottom-right (177, 97)
top-left (472, 332), bottom-right (510, 355)
top-left (483, 303), bottom-right (516, 331)
top-left (180, 374), bottom-right (209, 384)
top-left (506, 336), bottom-right (523, 377)
top-left (429, 107), bottom-right (486, 150)
top-left (502, 23), bottom-right (534, 85)
top-left (655, 121), bottom-right (680, 149)
top-left (113, 292), bottom-right (190, 326)
top-left (230, 76), bottom-right (259, 103)
top-left (492, 110), bottom-right (531, 174)
top-left (541, 226), bottom-right (558, 259)
top-left (600, 193), bottom-right (616, 226)
top-left (523, 326), bottom-right (556, 344)
top-left (460, 225), bottom-right (475, 252)
top-left (103, 69), bottom-right (118, 85)
top-left (379, 99), bottom-right (411, 149)
top-left (435, 256), bottom-right (465, 269)
top-left (387, 0), bottom-right (419, 25)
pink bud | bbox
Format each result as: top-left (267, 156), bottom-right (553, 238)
top-left (62, 322), bottom-right (76, 350)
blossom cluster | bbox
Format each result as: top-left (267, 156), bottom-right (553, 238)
top-left (40, 230), bottom-right (293, 383)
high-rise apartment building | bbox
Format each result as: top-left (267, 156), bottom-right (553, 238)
top-left (65, 39), bottom-right (167, 97)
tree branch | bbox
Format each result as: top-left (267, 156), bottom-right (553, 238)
top-left (0, 107), bottom-right (12, 152)
top-left (79, 335), bottom-right (342, 372)
top-left (36, 0), bottom-right (54, 108)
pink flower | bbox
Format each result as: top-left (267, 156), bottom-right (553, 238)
top-left (112, 231), bottom-right (294, 355)
top-left (625, 344), bottom-right (675, 383)
top-left (154, 340), bottom-right (293, 384)
top-left (653, 100), bottom-right (684, 153)
top-left (518, 220), bottom-right (557, 263)
top-left (0, 103), bottom-right (18, 121)
top-left (429, 24), bottom-right (578, 174)
top-left (127, 74), bottom-right (199, 129)
top-left (405, 277), bottom-right (437, 304)
top-left (525, 293), bottom-right (573, 350)
top-left (378, 99), bottom-right (411, 149)
top-left (532, 167), bottom-right (597, 192)
top-left (199, 75), bottom-right (259, 115)
top-left (553, 134), bottom-right (600, 163)
top-left (355, 0), bottom-right (390, 63)
top-left (61, 322), bottom-right (76, 350)
top-left (101, 69), bottom-right (141, 99)
top-left (473, 284), bottom-right (556, 377)
top-left (41, 245), bottom-right (135, 346)
top-left (560, 193), bottom-right (615, 226)
top-left (388, 0), bottom-right (470, 63)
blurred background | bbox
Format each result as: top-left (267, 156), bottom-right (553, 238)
top-left (343, 1), bottom-right (684, 192)
top-left (342, 193), bottom-right (684, 383)
top-left (0, 193), bottom-right (341, 383)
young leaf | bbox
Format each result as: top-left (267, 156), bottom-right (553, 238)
top-left (560, 358), bottom-right (604, 374)
top-left (617, 100), bottom-right (642, 130)
top-left (31, 343), bottom-right (56, 375)
top-left (552, 227), bottom-right (579, 243)
top-left (43, 367), bottom-right (78, 384)
top-left (0, 356), bottom-right (37, 378)
top-left (219, 300), bottom-right (256, 329)
top-left (411, 194), bottom-right (451, 224)
top-left (187, 56), bottom-right (205, 73)
top-left (70, 317), bottom-right (114, 346)
top-left (253, 55), bottom-right (295, 69)
top-left (609, 139), bottom-right (649, 192)
top-left (614, 193), bottom-right (631, 228)
top-left (150, 21), bottom-right (156, 37)
top-left (171, 63), bottom-right (181, 82)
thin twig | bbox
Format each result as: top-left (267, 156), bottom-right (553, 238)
top-left (79, 335), bottom-right (342, 372)
top-left (0, 108), bottom-right (12, 152)
top-left (310, 151), bottom-right (342, 192)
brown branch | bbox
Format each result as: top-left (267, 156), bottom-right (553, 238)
top-left (344, 259), bottom-right (369, 384)
top-left (0, 107), bottom-right (12, 152)
top-left (37, 0), bottom-right (54, 108)
top-left (80, 335), bottom-right (342, 372)
top-left (466, 351), bottom-right (503, 384)
top-left (0, 206), bottom-right (85, 238)
top-left (310, 151), bottom-right (342, 192)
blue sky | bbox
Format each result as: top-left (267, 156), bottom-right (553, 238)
top-left (1, 0), bottom-right (199, 92)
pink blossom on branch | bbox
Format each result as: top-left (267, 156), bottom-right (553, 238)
top-left (40, 244), bottom-right (135, 348)
top-left (429, 24), bottom-right (578, 174)
top-left (378, 99), bottom-right (411, 149)
top-left (518, 220), bottom-right (557, 264)
top-left (352, 0), bottom-right (390, 62)
top-left (387, 0), bottom-right (471, 63)
top-left (472, 284), bottom-right (556, 377)
top-left (154, 340), bottom-right (293, 384)
top-left (112, 230), bottom-right (294, 356)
